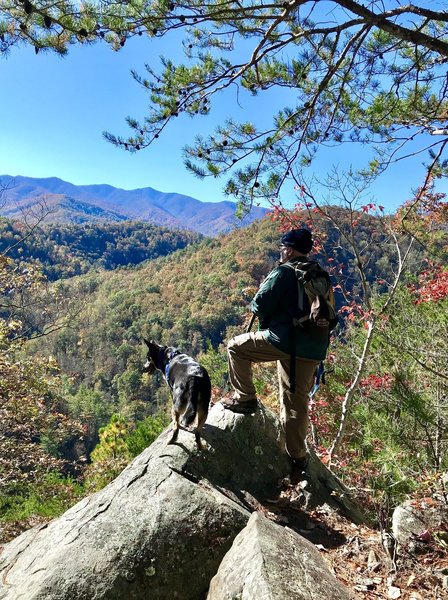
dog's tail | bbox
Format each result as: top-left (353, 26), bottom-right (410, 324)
top-left (182, 375), bottom-right (211, 427)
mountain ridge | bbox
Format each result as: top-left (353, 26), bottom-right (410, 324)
top-left (0, 175), bottom-right (269, 235)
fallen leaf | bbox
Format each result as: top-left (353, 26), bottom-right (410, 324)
top-left (421, 496), bottom-right (437, 506)
top-left (414, 529), bottom-right (432, 543)
top-left (387, 585), bottom-right (401, 599)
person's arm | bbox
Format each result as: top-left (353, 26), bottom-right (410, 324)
top-left (250, 266), bottom-right (286, 323)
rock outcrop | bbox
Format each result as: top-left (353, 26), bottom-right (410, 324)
top-left (0, 403), bottom-right (362, 599)
top-left (207, 511), bottom-right (355, 600)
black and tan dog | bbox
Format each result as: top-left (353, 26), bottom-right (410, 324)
top-left (143, 339), bottom-right (211, 450)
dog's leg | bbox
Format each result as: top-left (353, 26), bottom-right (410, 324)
top-left (194, 408), bottom-right (208, 450)
top-left (194, 431), bottom-right (203, 450)
top-left (168, 408), bottom-right (180, 445)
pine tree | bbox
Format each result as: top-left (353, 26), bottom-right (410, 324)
top-left (1, 3), bottom-right (446, 208)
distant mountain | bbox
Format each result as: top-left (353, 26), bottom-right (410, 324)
top-left (0, 175), bottom-right (269, 235)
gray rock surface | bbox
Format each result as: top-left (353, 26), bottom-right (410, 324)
top-left (207, 512), bottom-right (354, 600)
top-left (0, 404), bottom-right (288, 600)
top-left (0, 402), bottom-right (362, 599)
top-left (392, 499), bottom-right (448, 547)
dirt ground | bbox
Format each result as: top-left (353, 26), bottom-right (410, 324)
top-left (259, 481), bottom-right (448, 600)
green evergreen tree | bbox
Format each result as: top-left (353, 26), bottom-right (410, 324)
top-left (84, 414), bottom-right (131, 491)
top-left (126, 412), bottom-right (169, 458)
top-left (102, 1), bottom-right (448, 208)
top-left (90, 414), bottom-right (130, 462)
top-left (1, 3), bottom-right (446, 207)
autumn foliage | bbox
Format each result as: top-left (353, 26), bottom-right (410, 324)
top-left (413, 265), bottom-right (448, 305)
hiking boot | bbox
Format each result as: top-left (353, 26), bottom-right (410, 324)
top-left (290, 455), bottom-right (309, 484)
top-left (221, 397), bottom-right (258, 414)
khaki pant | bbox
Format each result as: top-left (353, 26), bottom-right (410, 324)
top-left (227, 331), bottom-right (319, 460)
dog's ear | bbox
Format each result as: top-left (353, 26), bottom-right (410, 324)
top-left (143, 338), bottom-right (152, 348)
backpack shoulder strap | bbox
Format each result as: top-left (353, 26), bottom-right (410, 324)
top-left (282, 261), bottom-right (309, 315)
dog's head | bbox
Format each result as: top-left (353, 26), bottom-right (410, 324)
top-left (143, 339), bottom-right (164, 374)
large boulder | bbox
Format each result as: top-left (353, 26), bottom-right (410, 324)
top-left (0, 403), bottom-right (362, 599)
top-left (207, 512), bottom-right (355, 600)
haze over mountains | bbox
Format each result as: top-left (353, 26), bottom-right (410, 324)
top-left (0, 175), bottom-right (269, 235)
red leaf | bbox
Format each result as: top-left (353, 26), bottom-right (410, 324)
top-left (414, 530), bottom-right (432, 543)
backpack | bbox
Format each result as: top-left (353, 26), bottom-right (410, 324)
top-left (285, 261), bottom-right (338, 339)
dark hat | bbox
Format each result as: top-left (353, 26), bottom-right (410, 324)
top-left (280, 228), bottom-right (313, 254)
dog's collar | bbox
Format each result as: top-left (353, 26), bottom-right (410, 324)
top-left (164, 348), bottom-right (181, 382)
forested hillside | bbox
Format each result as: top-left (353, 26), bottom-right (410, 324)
top-left (28, 215), bottom-right (381, 373)
top-left (0, 219), bottom-right (202, 280)
top-left (27, 209), bottom-right (426, 433)
top-left (28, 217), bottom-right (282, 425)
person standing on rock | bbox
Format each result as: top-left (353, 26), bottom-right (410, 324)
top-left (221, 228), bottom-right (334, 482)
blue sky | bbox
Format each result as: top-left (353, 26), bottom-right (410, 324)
top-left (0, 34), bottom-right (444, 212)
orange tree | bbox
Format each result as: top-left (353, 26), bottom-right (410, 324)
top-left (0, 230), bottom-right (85, 529)
top-left (0, 320), bottom-right (82, 492)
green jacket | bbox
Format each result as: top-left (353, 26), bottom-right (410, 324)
top-left (250, 257), bottom-right (329, 361)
